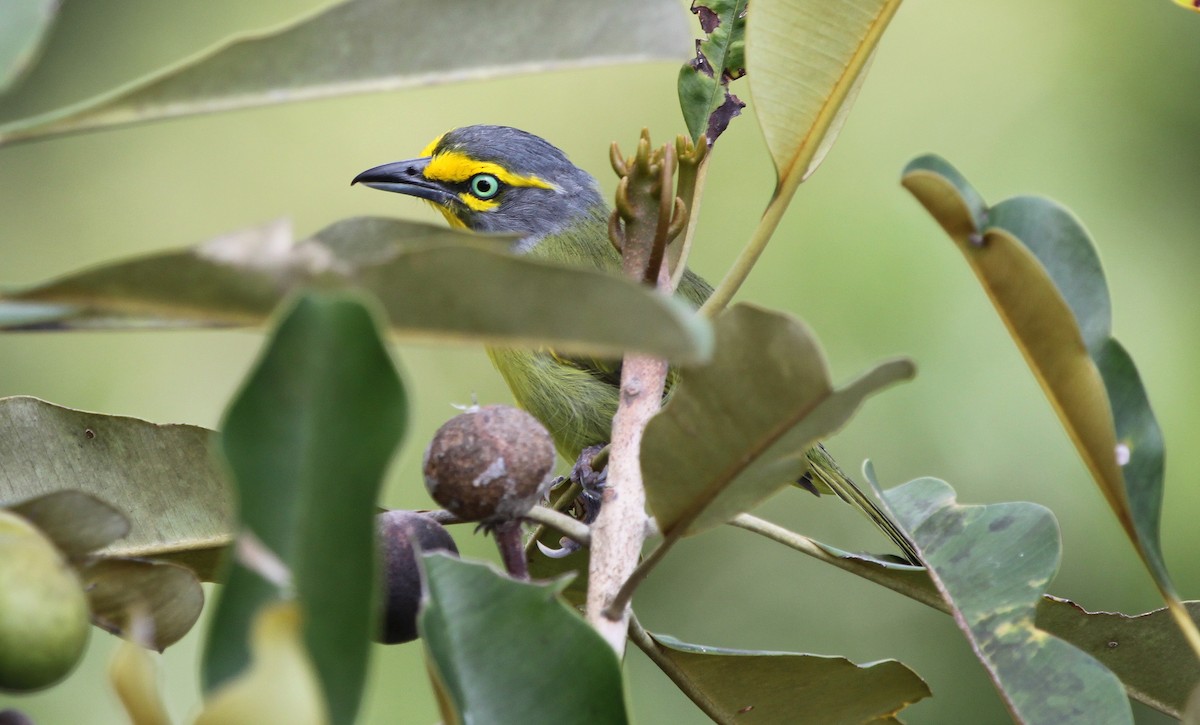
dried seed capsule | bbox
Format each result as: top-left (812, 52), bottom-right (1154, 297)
top-left (375, 510), bottom-right (458, 644)
top-left (423, 405), bottom-right (556, 523)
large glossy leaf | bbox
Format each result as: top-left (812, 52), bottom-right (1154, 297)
top-left (202, 293), bottom-right (405, 724)
top-left (0, 0), bottom-right (59, 95)
top-left (642, 304), bottom-right (913, 538)
top-left (420, 554), bottom-right (627, 725)
top-left (0, 0), bottom-right (689, 146)
top-left (0, 216), bottom-right (712, 364)
top-left (874, 472), bottom-right (1131, 724)
top-left (748, 0), bottom-right (901, 195)
top-left (645, 633), bottom-right (929, 723)
top-left (0, 396), bottom-right (231, 579)
top-left (901, 154), bottom-right (1198, 654)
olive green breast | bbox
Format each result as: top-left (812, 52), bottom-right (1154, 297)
top-left (487, 205), bottom-right (712, 459)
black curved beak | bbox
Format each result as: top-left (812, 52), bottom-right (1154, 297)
top-left (351, 157), bottom-right (455, 205)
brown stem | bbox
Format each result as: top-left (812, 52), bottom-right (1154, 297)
top-left (493, 520), bottom-right (528, 580)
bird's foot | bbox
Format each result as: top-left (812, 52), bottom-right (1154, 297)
top-left (536, 445), bottom-right (608, 558)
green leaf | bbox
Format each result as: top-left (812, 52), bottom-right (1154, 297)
top-left (645, 633), bottom-right (930, 723)
top-left (5, 490), bottom-right (129, 559)
top-left (642, 304), bottom-right (913, 538)
top-left (901, 154), bottom-right (1196, 653)
top-left (0, 396), bottom-right (231, 580)
top-left (420, 554), bottom-right (627, 725)
top-left (731, 511), bottom-right (1198, 717)
top-left (81, 558), bottom-right (204, 652)
top-left (748, 0), bottom-right (901, 197)
top-left (202, 292), bottom-right (406, 725)
top-left (0, 0), bottom-right (59, 95)
top-left (0, 0), bottom-right (690, 146)
top-left (678, 0), bottom-right (749, 143)
top-left (0, 217), bottom-right (712, 365)
top-left (874, 472), bottom-right (1132, 724)
top-left (1037, 598), bottom-right (1200, 720)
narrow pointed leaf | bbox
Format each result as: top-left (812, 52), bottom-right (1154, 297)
top-left (902, 154), bottom-right (1196, 652)
top-left (420, 554), bottom-right (627, 725)
top-left (0, 216), bottom-right (712, 364)
top-left (749, 0), bottom-right (901, 196)
top-left (0, 397), bottom-right (231, 579)
top-left (202, 293), bottom-right (405, 724)
top-left (643, 304), bottom-right (913, 537)
top-left (873, 472), bottom-right (1132, 724)
top-left (646, 633), bottom-right (929, 723)
top-left (82, 558), bottom-right (205, 652)
top-left (0, 0), bottom-right (59, 95)
top-left (0, 0), bottom-right (689, 146)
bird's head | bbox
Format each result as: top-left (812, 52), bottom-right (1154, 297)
top-left (352, 125), bottom-right (605, 248)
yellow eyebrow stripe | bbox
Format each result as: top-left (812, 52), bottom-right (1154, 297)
top-left (424, 150), bottom-right (555, 190)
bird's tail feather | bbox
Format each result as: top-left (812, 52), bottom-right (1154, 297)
top-left (802, 445), bottom-right (921, 565)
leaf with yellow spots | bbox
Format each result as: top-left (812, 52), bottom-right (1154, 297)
top-left (902, 154), bottom-right (1200, 660)
top-left (871, 471), bottom-right (1132, 724)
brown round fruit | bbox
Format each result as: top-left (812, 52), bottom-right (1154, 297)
top-left (375, 510), bottom-right (459, 644)
top-left (0, 510), bottom-right (90, 693)
top-left (423, 405), bottom-right (556, 523)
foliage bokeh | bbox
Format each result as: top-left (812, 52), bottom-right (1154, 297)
top-left (1, 0), bottom-right (1198, 722)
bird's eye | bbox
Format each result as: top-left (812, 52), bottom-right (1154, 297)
top-left (469, 173), bottom-right (500, 199)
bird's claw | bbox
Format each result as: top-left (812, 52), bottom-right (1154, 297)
top-left (537, 538), bottom-right (583, 558)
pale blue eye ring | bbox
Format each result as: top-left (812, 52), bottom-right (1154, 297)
top-left (469, 174), bottom-right (500, 199)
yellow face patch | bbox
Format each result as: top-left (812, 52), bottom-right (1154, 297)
top-left (428, 201), bottom-right (467, 228)
top-left (423, 150), bottom-right (554, 191)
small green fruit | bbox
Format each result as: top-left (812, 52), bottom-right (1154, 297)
top-left (0, 510), bottom-right (90, 692)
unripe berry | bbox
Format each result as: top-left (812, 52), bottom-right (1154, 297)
top-left (0, 510), bottom-right (90, 692)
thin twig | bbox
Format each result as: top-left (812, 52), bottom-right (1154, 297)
top-left (603, 534), bottom-right (678, 620)
top-left (697, 189), bottom-right (791, 319)
top-left (726, 513), bottom-right (946, 613)
top-left (524, 504), bottom-right (591, 547)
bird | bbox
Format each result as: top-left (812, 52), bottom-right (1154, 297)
top-left (352, 125), bottom-right (918, 563)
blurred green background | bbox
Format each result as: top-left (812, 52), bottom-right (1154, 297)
top-left (1, 0), bottom-right (1198, 722)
